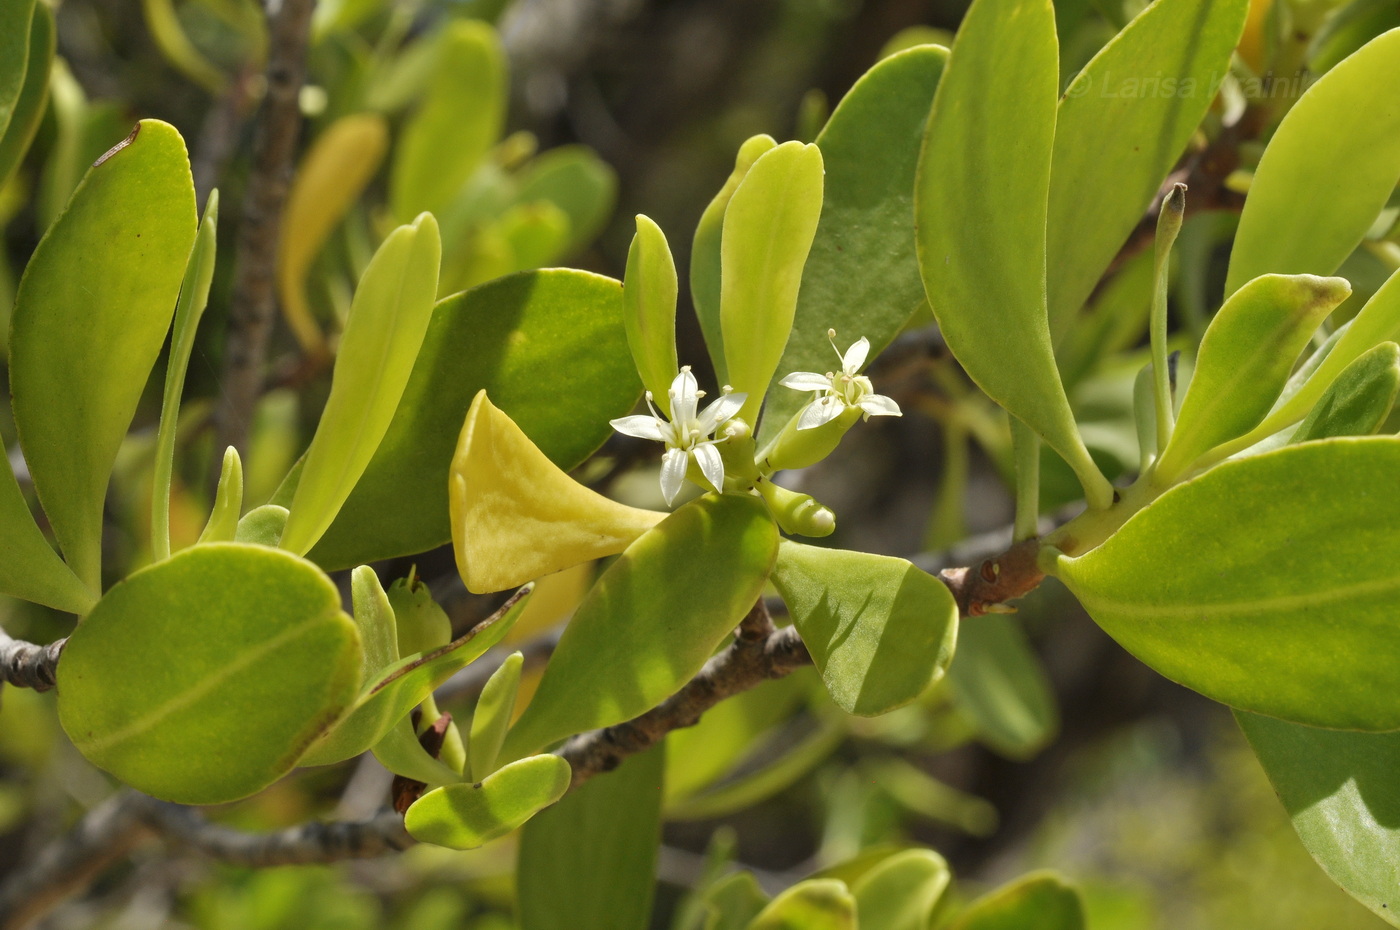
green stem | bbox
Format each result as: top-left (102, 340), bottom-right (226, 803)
top-left (1010, 419), bottom-right (1040, 542)
top-left (1151, 184), bottom-right (1186, 453)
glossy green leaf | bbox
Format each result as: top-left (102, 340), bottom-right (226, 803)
top-left (1055, 437), bottom-right (1400, 730)
top-left (947, 615), bottom-right (1058, 760)
top-left (513, 145), bottom-right (618, 256)
top-left (281, 214), bottom-right (441, 555)
top-left (1237, 711), bottom-right (1400, 925)
top-left (720, 141), bottom-right (824, 424)
top-left (1290, 342), bottom-right (1400, 442)
top-left (0, 3), bottom-right (53, 190)
top-left (518, 744), bottom-right (664, 930)
top-left (10, 119), bottom-right (197, 588)
top-left (1046, 0), bottom-right (1247, 338)
top-left (235, 504), bottom-right (288, 547)
top-left (692, 135), bottom-right (777, 383)
top-left (749, 879), bottom-right (856, 930)
top-left (403, 754), bottom-right (570, 850)
top-left (299, 586), bottom-right (527, 767)
top-left (470, 651), bottom-right (523, 780)
top-left (0, 431), bottom-right (95, 614)
top-left (56, 544), bottom-right (360, 804)
top-left (500, 493), bottom-right (778, 761)
top-left (622, 214), bottom-right (680, 414)
top-left (310, 269), bottom-right (640, 569)
top-left (1225, 28), bottom-right (1400, 295)
top-left (949, 872), bottom-right (1085, 930)
top-left (0, 0), bottom-right (35, 141)
top-left (771, 541), bottom-right (957, 716)
top-left (758, 46), bottom-right (947, 444)
top-left (196, 447), bottom-right (243, 545)
top-left (1154, 274), bottom-right (1350, 482)
top-left (916, 0), bottom-right (1111, 509)
top-left (153, 189), bottom-right (218, 561)
top-left (390, 21), bottom-right (505, 221)
top-left (851, 849), bottom-right (950, 930)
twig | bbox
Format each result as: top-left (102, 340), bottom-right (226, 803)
top-left (211, 0), bottom-right (317, 467)
top-left (936, 538), bottom-right (1046, 618)
top-left (558, 619), bottom-right (811, 790)
top-left (0, 792), bottom-right (153, 930)
top-left (0, 631), bottom-right (64, 692)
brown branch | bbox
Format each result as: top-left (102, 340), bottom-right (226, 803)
top-left (559, 612), bottom-right (811, 790)
top-left (937, 538), bottom-right (1046, 618)
top-left (0, 632), bottom-right (64, 692)
top-left (211, 0), bottom-right (317, 467)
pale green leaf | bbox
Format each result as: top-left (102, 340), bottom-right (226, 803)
top-left (469, 651), bottom-right (523, 781)
top-left (1237, 711), bottom-right (1400, 926)
top-left (10, 119), bottom-right (197, 588)
top-left (310, 269), bottom-right (639, 570)
top-left (1054, 437), bottom-right (1400, 730)
top-left (1154, 274), bottom-right (1350, 482)
top-left (916, 0), bottom-right (1111, 509)
top-left (1290, 342), bottom-right (1400, 442)
top-left (197, 447), bottom-right (244, 545)
top-left (281, 213), bottom-right (441, 556)
top-left (350, 566), bottom-right (399, 678)
top-left (513, 145), bottom-right (618, 256)
top-left (720, 141), bottom-right (825, 424)
top-left (1046, 0), bottom-right (1247, 338)
top-left (748, 879), bottom-right (856, 930)
top-left (0, 0), bottom-right (36, 141)
top-left (235, 504), bottom-right (288, 547)
top-left (404, 754), bottom-right (571, 850)
top-left (771, 541), bottom-right (957, 716)
top-left (0, 434), bottom-right (95, 614)
top-left (623, 214), bottom-right (680, 415)
top-left (387, 574), bottom-right (452, 657)
top-left (949, 872), bottom-right (1085, 930)
top-left (500, 493), bottom-right (778, 762)
top-left (518, 744), bottom-right (664, 930)
top-left (947, 615), bottom-right (1058, 760)
top-left (56, 543), bottom-right (360, 804)
top-left (759, 45), bottom-right (947, 444)
top-left (851, 849), bottom-right (950, 930)
top-left (667, 722), bottom-right (842, 822)
top-left (1226, 28), bottom-right (1400, 295)
top-left (703, 873), bottom-right (769, 930)
top-left (0, 3), bottom-right (53, 191)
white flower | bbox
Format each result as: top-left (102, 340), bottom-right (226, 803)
top-left (610, 367), bottom-right (747, 505)
top-left (779, 330), bottom-right (902, 430)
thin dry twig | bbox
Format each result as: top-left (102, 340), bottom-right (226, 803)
top-left (0, 631), bottom-right (64, 692)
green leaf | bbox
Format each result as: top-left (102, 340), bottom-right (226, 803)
top-left (916, 0), bottom-right (1111, 509)
top-left (949, 872), bottom-right (1085, 930)
top-left (748, 879), bottom-right (856, 930)
top-left (1290, 342), bottom-right (1400, 442)
top-left (947, 615), bottom-right (1058, 760)
top-left (702, 873), bottom-right (770, 930)
top-left (667, 721), bottom-right (842, 822)
top-left (281, 214), bottom-right (441, 556)
top-left (309, 269), bottom-right (640, 570)
top-left (153, 189), bottom-right (219, 561)
top-left (622, 214), bottom-right (680, 415)
top-left (513, 145), bottom-right (618, 256)
top-left (10, 119), bottom-right (198, 588)
top-left (197, 455), bottom-right (243, 548)
top-left (758, 45), bottom-right (947, 445)
top-left (389, 21), bottom-right (505, 221)
top-left (0, 431), bottom-right (95, 614)
top-left (1309, 0), bottom-right (1400, 74)
top-left (0, 3), bottom-right (53, 190)
top-left (1237, 711), bottom-right (1400, 926)
top-left (235, 504), bottom-right (288, 547)
top-left (1154, 274), bottom-right (1351, 482)
top-left (0, 0), bottom-right (36, 141)
top-left (518, 744), bottom-right (664, 930)
top-left (500, 493), bottom-right (778, 762)
top-left (1045, 0), bottom-right (1247, 338)
top-left (403, 754), bottom-right (571, 850)
top-left (770, 541), bottom-right (957, 716)
top-left (350, 566), bottom-right (399, 678)
top-left (370, 717), bottom-right (462, 788)
top-left (56, 543), bottom-right (360, 804)
top-left (692, 135), bottom-right (778, 384)
top-left (851, 849), bottom-right (950, 930)
top-left (299, 586), bottom-right (527, 767)
top-left (720, 141), bottom-right (825, 424)
top-left (1054, 437), bottom-right (1400, 730)
top-left (1225, 29), bottom-right (1400, 295)
top-left (469, 651), bottom-right (523, 780)
top-left (387, 574), bottom-right (452, 657)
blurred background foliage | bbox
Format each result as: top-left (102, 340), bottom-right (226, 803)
top-left (2, 0), bottom-right (1398, 925)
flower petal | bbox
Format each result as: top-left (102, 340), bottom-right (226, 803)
top-left (659, 448), bottom-right (688, 506)
top-left (841, 337), bottom-right (871, 374)
top-left (669, 368), bottom-right (700, 426)
top-left (610, 415), bottom-right (667, 442)
top-left (857, 393), bottom-right (902, 418)
top-left (779, 371), bottom-right (833, 392)
top-left (797, 397), bottom-right (846, 430)
top-left (697, 391), bottom-right (746, 434)
top-left (692, 442), bottom-right (725, 493)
